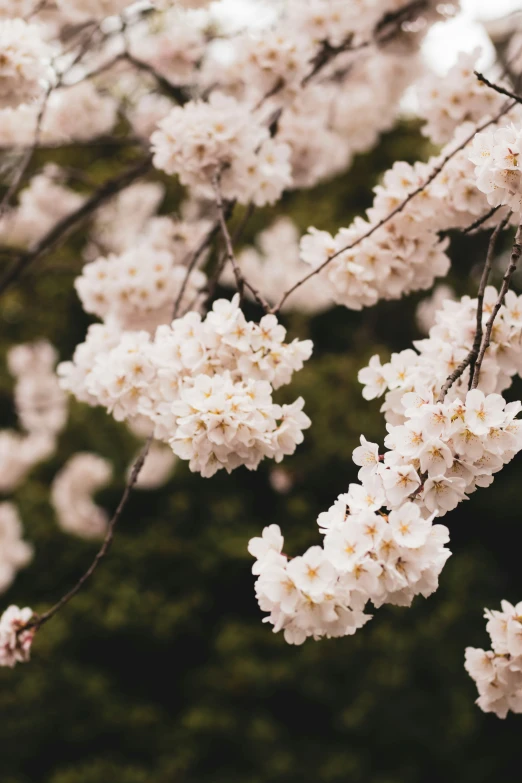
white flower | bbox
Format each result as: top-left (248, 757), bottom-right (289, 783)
top-left (0, 19), bottom-right (51, 110)
top-left (0, 605), bottom-right (35, 668)
top-left (381, 464), bottom-right (421, 507)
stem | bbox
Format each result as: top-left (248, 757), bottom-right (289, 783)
top-left (0, 155), bottom-right (153, 297)
top-left (24, 437), bottom-right (153, 633)
top-left (472, 223), bottom-right (522, 389)
top-left (437, 214), bottom-right (511, 401)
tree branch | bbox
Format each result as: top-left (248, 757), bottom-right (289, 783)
top-left (471, 222), bottom-right (522, 389)
top-left (437, 214), bottom-right (511, 401)
top-left (213, 176), bottom-right (271, 311)
top-left (23, 436), bottom-right (152, 634)
top-left (0, 155), bottom-right (153, 297)
top-left (475, 71), bottom-right (522, 105)
top-left (271, 100), bottom-right (517, 313)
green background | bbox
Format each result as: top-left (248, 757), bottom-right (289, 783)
top-left (1, 122), bottom-right (521, 783)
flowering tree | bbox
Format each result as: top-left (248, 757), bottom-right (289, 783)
top-left (2, 0), bottom-right (522, 724)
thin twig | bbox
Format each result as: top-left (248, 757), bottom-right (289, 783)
top-left (271, 100), bottom-right (517, 313)
top-left (203, 203), bottom-right (256, 309)
top-left (462, 205), bottom-right (502, 235)
top-left (172, 216), bottom-right (225, 319)
top-left (0, 85), bottom-right (52, 215)
top-left (0, 155), bottom-right (153, 297)
top-left (23, 437), bottom-right (152, 633)
top-left (472, 223), bottom-right (522, 389)
top-left (437, 214), bottom-right (511, 401)
top-left (124, 52), bottom-right (189, 105)
top-left (475, 71), bottom-right (522, 105)
top-left (213, 176), bottom-right (271, 311)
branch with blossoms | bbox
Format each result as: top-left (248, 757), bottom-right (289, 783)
top-left (3, 0), bottom-right (522, 725)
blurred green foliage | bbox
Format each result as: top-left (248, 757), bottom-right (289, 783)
top-left (1, 122), bottom-right (521, 783)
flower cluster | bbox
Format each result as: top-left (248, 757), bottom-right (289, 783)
top-left (0, 430), bottom-right (54, 494)
top-left (151, 92), bottom-right (292, 206)
top-left (221, 217), bottom-right (332, 314)
top-left (470, 121), bottom-right (522, 214)
top-left (0, 166), bottom-right (85, 249)
top-left (129, 7), bottom-right (205, 84)
top-left (51, 453), bottom-right (112, 539)
top-left (0, 81), bottom-right (118, 148)
top-left (465, 600), bottom-right (522, 718)
top-left (0, 18), bottom-right (51, 109)
top-left (8, 340), bottom-right (68, 435)
top-left (297, 108), bottom-right (521, 313)
top-left (59, 296), bottom-right (313, 477)
top-left (75, 245), bottom-right (207, 332)
top-left (0, 340), bottom-right (66, 494)
top-left (250, 500), bottom-right (450, 645)
top-left (417, 50), bottom-right (504, 144)
top-left (359, 286), bottom-right (522, 424)
top-left (0, 605), bottom-right (35, 668)
top-left (0, 503), bottom-right (33, 593)
top-left (368, 389), bottom-right (522, 516)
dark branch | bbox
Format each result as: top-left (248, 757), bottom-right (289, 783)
top-left (0, 155), bottom-right (153, 297)
top-left (272, 100), bottom-right (517, 313)
top-left (23, 436), bottom-right (152, 634)
top-left (437, 214), bottom-right (511, 401)
top-left (475, 71), bottom-right (522, 105)
top-left (471, 222), bottom-right (522, 389)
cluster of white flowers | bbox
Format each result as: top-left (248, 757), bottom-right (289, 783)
top-left (296, 101), bottom-right (522, 312)
top-left (368, 389), bottom-right (522, 516)
top-left (0, 341), bottom-right (66, 494)
top-left (417, 50), bottom-right (504, 145)
top-left (76, 245), bottom-right (207, 332)
top-left (0, 503), bottom-right (33, 593)
top-left (0, 81), bottom-right (118, 148)
top-left (51, 453), bottom-right (112, 539)
top-left (250, 500), bottom-right (450, 645)
top-left (129, 7), bottom-right (205, 84)
top-left (251, 380), bottom-right (522, 645)
top-left (8, 340), bottom-right (68, 435)
top-left (0, 166), bottom-right (84, 248)
top-left (151, 92), bottom-right (292, 206)
top-left (59, 296), bottom-right (313, 476)
top-left (470, 121), bottom-right (522, 214)
top-left (0, 430), bottom-right (54, 494)
top-left (465, 600), bottom-right (522, 718)
top-left (0, 18), bottom-right (52, 109)
top-left (0, 605), bottom-right (35, 667)
top-left (359, 286), bottom-right (522, 424)
top-left (221, 218), bottom-right (332, 314)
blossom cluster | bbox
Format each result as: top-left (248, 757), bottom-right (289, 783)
top-left (0, 81), bottom-right (118, 149)
top-left (250, 501), bottom-right (450, 645)
top-left (51, 453), bottom-right (112, 539)
top-left (151, 92), bottom-right (292, 206)
top-left (59, 296), bottom-right (313, 477)
top-left (0, 503), bottom-right (33, 594)
top-left (470, 122), bottom-right (522, 214)
top-left (417, 50), bottom-right (504, 144)
top-left (1, 340), bottom-right (67, 494)
top-left (76, 245), bottom-right (207, 332)
top-left (251, 383), bottom-right (522, 645)
top-left (0, 166), bottom-right (85, 249)
top-left (0, 605), bottom-right (35, 668)
top-left (0, 18), bottom-right (51, 109)
top-left (359, 286), bottom-right (522, 425)
top-left (8, 340), bottom-right (68, 435)
top-left (465, 600), bottom-right (522, 718)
